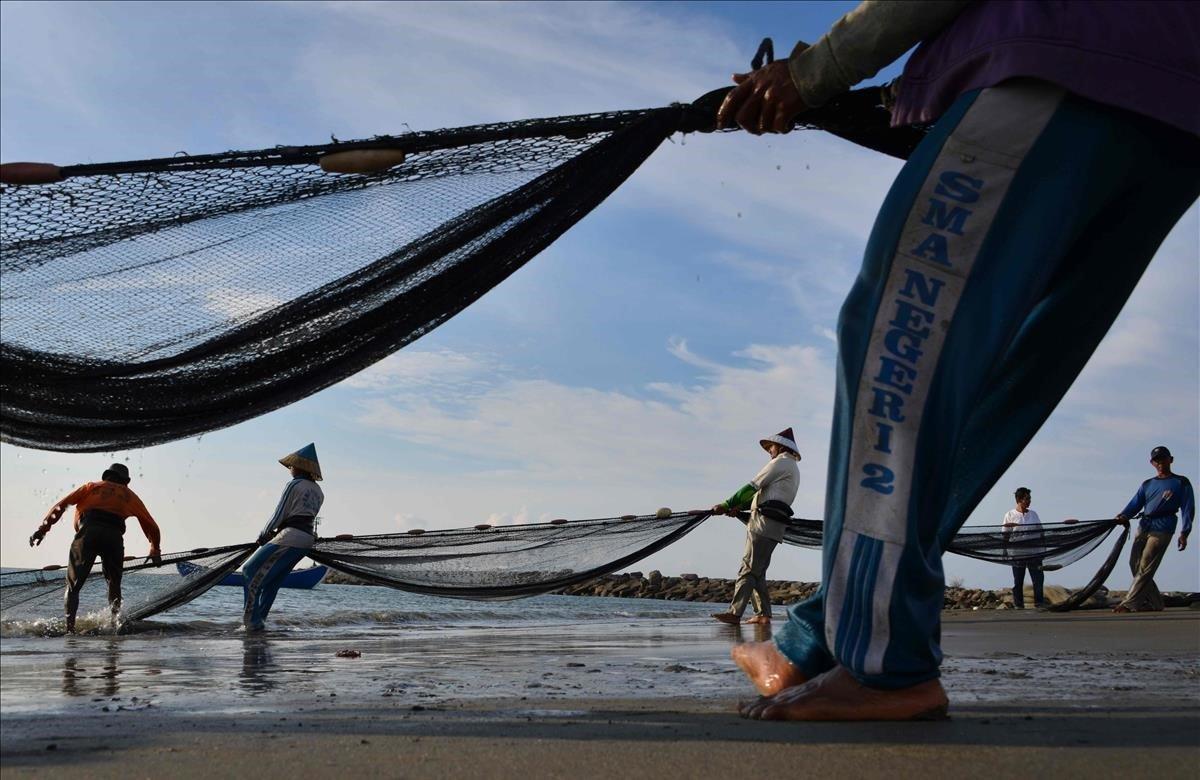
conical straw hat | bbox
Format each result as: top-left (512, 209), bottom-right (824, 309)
top-left (279, 442), bottom-right (322, 481)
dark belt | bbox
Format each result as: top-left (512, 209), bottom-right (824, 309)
top-left (278, 514), bottom-right (315, 535)
top-left (80, 508), bottom-right (126, 532)
top-left (757, 500), bottom-right (794, 524)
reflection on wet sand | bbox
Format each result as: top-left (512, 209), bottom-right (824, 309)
top-left (61, 637), bottom-right (122, 698)
top-left (717, 619), bottom-right (774, 646)
top-left (239, 635), bottom-right (278, 696)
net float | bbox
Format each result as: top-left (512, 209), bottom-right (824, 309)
top-left (318, 148), bottom-right (406, 175)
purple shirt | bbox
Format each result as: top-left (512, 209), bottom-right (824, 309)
top-left (893, 0), bottom-right (1200, 136)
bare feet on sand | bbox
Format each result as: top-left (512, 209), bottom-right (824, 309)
top-left (730, 640), bottom-right (805, 696)
top-left (1112, 605), bottom-right (1131, 613)
top-left (743, 615), bottom-right (771, 625)
top-left (738, 665), bottom-right (949, 721)
top-left (712, 612), bottom-right (741, 625)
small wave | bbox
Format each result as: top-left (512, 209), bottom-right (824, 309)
top-left (3, 601), bottom-right (707, 637)
top-left (1, 606), bottom-right (123, 638)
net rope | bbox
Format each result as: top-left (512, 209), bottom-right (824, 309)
top-left (0, 543), bottom-right (252, 631)
top-left (0, 86), bottom-right (924, 452)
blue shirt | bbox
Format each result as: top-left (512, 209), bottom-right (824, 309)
top-left (1121, 474), bottom-right (1195, 536)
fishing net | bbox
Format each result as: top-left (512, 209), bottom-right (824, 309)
top-left (0, 86), bottom-right (925, 452)
top-left (308, 510), bottom-right (711, 599)
top-left (761, 515), bottom-right (1119, 569)
top-left (0, 543), bottom-right (252, 629)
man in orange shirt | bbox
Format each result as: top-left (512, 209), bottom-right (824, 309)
top-left (29, 463), bottom-right (162, 632)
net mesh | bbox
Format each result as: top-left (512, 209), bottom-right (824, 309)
top-left (0, 543), bottom-right (252, 631)
top-left (309, 511), bottom-right (711, 599)
top-left (763, 516), bottom-right (1119, 570)
top-left (0, 86), bottom-right (923, 452)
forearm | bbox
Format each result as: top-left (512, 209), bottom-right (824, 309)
top-left (788, 0), bottom-right (973, 107)
top-left (137, 516), bottom-right (162, 549)
top-left (38, 505), bottom-right (66, 532)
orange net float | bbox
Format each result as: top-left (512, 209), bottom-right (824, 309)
top-left (41, 564), bottom-right (63, 571)
top-left (318, 148), bottom-right (406, 175)
top-left (407, 528), bottom-right (425, 535)
top-left (333, 533), bottom-right (355, 540)
top-left (0, 162), bottom-right (64, 185)
top-left (474, 524), bottom-right (493, 530)
top-left (550, 518), bottom-right (569, 525)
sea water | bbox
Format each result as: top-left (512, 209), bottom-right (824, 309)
top-left (1, 581), bottom-right (756, 718)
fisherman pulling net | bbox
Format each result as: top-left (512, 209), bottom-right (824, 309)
top-left (0, 543), bottom-right (253, 631)
top-left (0, 85), bottom-right (923, 453)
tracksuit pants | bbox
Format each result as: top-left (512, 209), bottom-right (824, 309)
top-left (774, 80), bottom-right (1200, 689)
top-left (242, 543), bottom-right (308, 630)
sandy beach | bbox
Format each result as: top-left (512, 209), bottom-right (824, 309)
top-left (3, 605), bottom-right (1197, 778)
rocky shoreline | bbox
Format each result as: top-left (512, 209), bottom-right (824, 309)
top-left (324, 568), bottom-right (1197, 610)
top-left (553, 571), bottom-right (1090, 610)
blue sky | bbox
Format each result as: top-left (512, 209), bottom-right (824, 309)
top-left (2, 1), bottom-right (1197, 591)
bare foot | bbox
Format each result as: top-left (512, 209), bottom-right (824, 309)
top-left (712, 612), bottom-right (741, 625)
top-left (731, 640), bottom-right (805, 696)
top-left (738, 665), bottom-right (949, 721)
top-left (743, 615), bottom-right (771, 625)
top-left (1112, 604), bottom-right (1131, 613)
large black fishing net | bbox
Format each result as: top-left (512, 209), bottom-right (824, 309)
top-left (0, 86), bottom-right (925, 452)
top-left (308, 510), bottom-right (711, 599)
top-left (762, 516), bottom-right (1119, 568)
top-left (751, 515), bottom-right (1126, 610)
top-left (0, 543), bottom-right (252, 630)
top-left (2, 511), bottom-right (1124, 626)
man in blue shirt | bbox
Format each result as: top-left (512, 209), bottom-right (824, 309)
top-left (1114, 446), bottom-right (1194, 613)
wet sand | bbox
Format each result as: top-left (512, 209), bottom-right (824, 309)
top-left (3, 609), bottom-right (1198, 778)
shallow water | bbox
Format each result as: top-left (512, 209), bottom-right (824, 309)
top-left (1, 584), bottom-right (755, 716)
top-left (3, 582), bottom-right (1197, 722)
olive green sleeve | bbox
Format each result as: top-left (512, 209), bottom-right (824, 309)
top-left (724, 483), bottom-right (758, 511)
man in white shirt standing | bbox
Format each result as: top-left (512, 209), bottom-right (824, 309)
top-left (1002, 487), bottom-right (1045, 609)
top-left (711, 428), bottom-right (802, 625)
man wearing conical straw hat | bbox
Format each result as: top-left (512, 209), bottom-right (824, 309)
top-left (242, 443), bottom-right (325, 630)
top-left (711, 428), bottom-right (801, 625)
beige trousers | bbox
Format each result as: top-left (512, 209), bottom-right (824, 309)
top-left (728, 532), bottom-right (778, 617)
top-left (1120, 531), bottom-right (1172, 611)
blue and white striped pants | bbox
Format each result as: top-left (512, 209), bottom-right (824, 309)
top-left (774, 80), bottom-right (1200, 689)
top-left (242, 543), bottom-right (308, 630)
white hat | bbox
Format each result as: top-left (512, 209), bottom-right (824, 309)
top-left (760, 427), bottom-right (800, 458)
